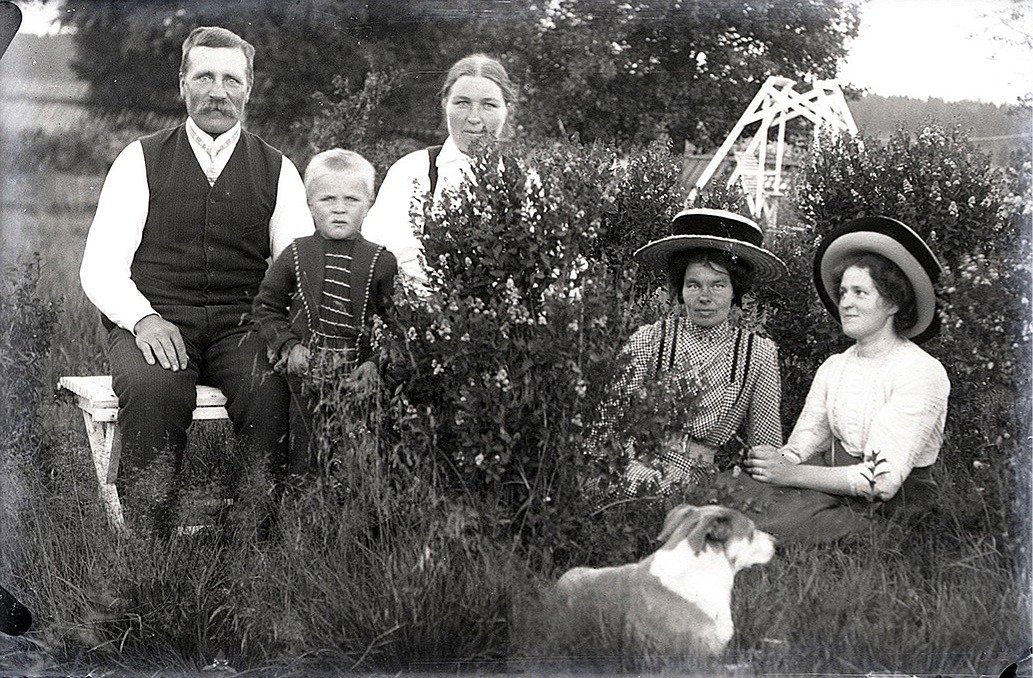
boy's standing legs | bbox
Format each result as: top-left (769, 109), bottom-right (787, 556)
top-left (285, 374), bottom-right (317, 480)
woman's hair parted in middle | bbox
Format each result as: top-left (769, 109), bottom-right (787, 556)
top-left (439, 54), bottom-right (517, 127)
top-left (831, 251), bottom-right (917, 336)
top-left (303, 149), bottom-right (376, 198)
top-left (666, 248), bottom-right (755, 307)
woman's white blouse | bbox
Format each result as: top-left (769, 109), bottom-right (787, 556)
top-left (782, 341), bottom-right (950, 499)
top-left (361, 136), bottom-right (472, 285)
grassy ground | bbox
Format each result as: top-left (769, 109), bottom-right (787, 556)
top-left (1, 148), bottom-right (1030, 676)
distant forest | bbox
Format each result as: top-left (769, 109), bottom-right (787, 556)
top-left (849, 94), bottom-right (1031, 167)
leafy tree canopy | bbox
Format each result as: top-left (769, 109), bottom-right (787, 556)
top-left (58, 0), bottom-right (860, 150)
top-left (515, 0), bottom-right (861, 149)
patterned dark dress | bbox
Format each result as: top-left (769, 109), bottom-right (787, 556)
top-left (591, 314), bottom-right (783, 494)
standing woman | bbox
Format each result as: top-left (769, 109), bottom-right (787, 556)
top-left (591, 208), bottom-right (787, 495)
top-left (361, 54), bottom-right (517, 287)
top-left (737, 216), bottom-right (951, 542)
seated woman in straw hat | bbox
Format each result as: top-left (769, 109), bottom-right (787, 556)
top-left (729, 216), bottom-right (951, 542)
top-left (589, 208), bottom-right (788, 496)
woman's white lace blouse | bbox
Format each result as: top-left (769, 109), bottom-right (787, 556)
top-left (781, 340), bottom-right (950, 499)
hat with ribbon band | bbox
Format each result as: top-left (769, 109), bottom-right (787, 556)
top-left (813, 216), bottom-right (943, 343)
top-left (634, 208), bottom-right (787, 284)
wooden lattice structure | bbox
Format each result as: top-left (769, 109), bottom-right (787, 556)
top-left (691, 77), bottom-right (857, 226)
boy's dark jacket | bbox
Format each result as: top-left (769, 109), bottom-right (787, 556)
top-left (251, 234), bottom-right (397, 366)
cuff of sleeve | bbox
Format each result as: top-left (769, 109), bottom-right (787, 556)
top-left (278, 338), bottom-right (300, 361)
top-left (849, 462), bottom-right (875, 498)
top-left (872, 468), bottom-right (904, 502)
top-left (781, 447), bottom-right (804, 465)
top-left (127, 311), bottom-right (160, 335)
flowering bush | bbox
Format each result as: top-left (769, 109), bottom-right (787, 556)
top-left (372, 139), bottom-right (697, 562)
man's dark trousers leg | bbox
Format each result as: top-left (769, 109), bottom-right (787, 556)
top-left (108, 306), bottom-right (289, 536)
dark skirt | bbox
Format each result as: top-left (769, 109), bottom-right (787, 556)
top-left (712, 442), bottom-right (938, 544)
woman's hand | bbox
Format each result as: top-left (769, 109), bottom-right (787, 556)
top-left (743, 445), bottom-right (797, 486)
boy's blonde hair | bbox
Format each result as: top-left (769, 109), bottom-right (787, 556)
top-left (304, 149), bottom-right (376, 199)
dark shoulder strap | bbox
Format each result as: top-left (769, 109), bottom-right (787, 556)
top-left (427, 145), bottom-right (444, 196)
top-left (731, 329), bottom-right (756, 403)
top-left (655, 318), bottom-right (667, 378)
top-left (729, 327), bottom-right (743, 382)
top-left (667, 316), bottom-right (679, 372)
top-left (654, 316), bottom-right (682, 377)
top-left (139, 124), bottom-right (188, 195)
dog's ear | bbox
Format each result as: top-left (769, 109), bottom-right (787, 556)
top-left (685, 512), bottom-right (735, 555)
top-left (703, 514), bottom-right (734, 544)
top-left (656, 505), bottom-right (698, 545)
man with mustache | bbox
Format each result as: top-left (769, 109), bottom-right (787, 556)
top-left (80, 26), bottom-right (313, 537)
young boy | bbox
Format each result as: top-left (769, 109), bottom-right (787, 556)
top-left (252, 149), bottom-right (397, 477)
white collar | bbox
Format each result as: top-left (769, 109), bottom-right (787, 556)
top-left (438, 136), bottom-right (470, 167)
top-left (185, 118), bottom-right (241, 157)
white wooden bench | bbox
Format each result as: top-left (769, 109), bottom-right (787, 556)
top-left (58, 375), bottom-right (229, 532)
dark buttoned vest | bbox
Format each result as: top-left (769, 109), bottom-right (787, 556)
top-left (132, 124), bottom-right (281, 314)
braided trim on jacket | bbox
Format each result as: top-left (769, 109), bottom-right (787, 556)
top-left (289, 242), bottom-right (316, 337)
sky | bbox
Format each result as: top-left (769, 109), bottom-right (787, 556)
top-left (7, 0), bottom-right (1033, 105)
top-left (838, 0), bottom-right (1032, 104)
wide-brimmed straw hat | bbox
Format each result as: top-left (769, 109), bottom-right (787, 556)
top-left (814, 216), bottom-right (943, 343)
top-left (633, 208), bottom-right (787, 283)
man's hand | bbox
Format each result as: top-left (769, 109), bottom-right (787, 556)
top-left (346, 360), bottom-right (380, 395)
top-left (133, 314), bottom-right (188, 371)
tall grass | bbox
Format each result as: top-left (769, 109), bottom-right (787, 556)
top-left (2, 114), bottom-right (1029, 676)
top-left (729, 512), bottom-right (1028, 675)
top-left (12, 398), bottom-right (528, 676)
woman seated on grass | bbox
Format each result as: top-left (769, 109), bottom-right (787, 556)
top-left (728, 216), bottom-right (951, 542)
top-left (589, 208), bottom-right (788, 496)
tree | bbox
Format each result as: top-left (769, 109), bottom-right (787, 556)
top-left (61, 0), bottom-right (373, 132)
top-left (58, 0), bottom-right (859, 149)
top-left (513, 0), bottom-right (861, 149)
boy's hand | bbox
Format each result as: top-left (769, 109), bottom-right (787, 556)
top-left (347, 360), bottom-right (380, 395)
top-left (285, 344), bottom-right (309, 376)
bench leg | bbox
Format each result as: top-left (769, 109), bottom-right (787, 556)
top-left (80, 412), bottom-right (126, 533)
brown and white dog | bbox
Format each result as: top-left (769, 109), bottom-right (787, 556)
top-left (548, 504), bottom-right (775, 664)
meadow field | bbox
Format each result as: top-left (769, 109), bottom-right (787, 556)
top-left (1, 103), bottom-right (1031, 678)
